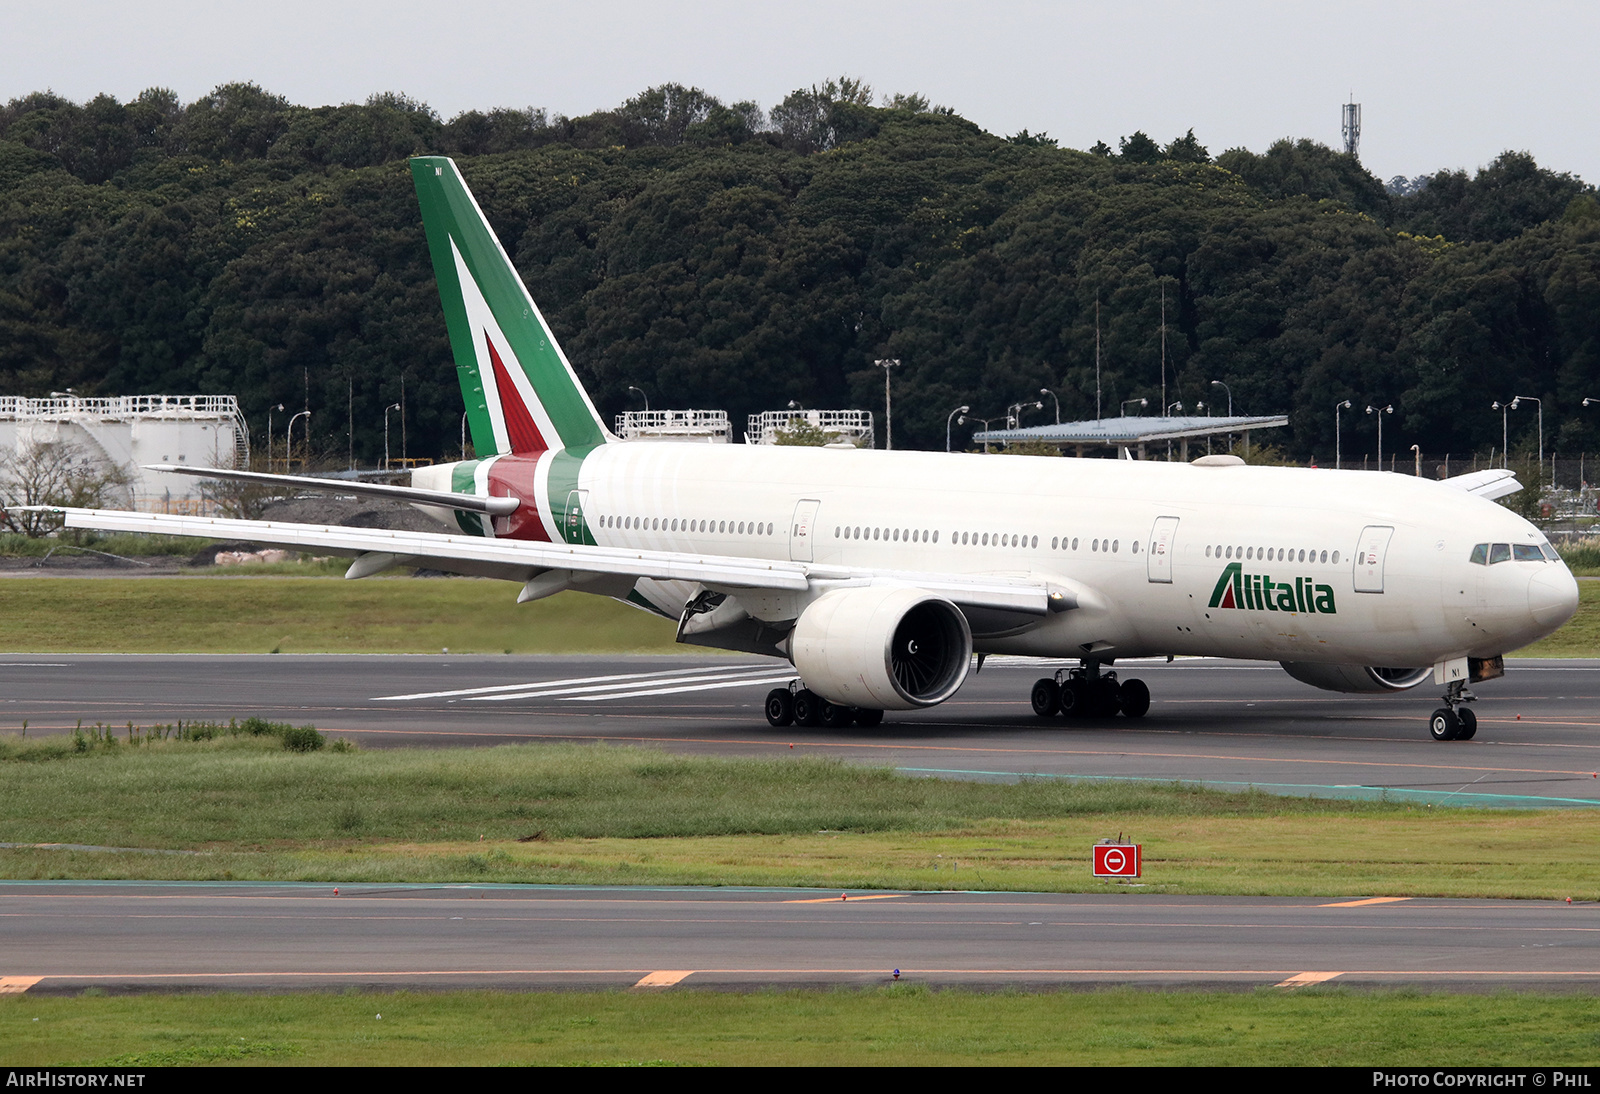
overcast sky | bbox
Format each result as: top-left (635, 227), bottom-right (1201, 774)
top-left (7, 0), bottom-right (1597, 186)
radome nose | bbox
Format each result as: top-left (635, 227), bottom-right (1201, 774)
top-left (1528, 566), bottom-right (1580, 630)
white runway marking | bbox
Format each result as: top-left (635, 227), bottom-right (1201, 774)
top-left (557, 676), bottom-right (798, 702)
top-left (372, 663), bottom-right (793, 704)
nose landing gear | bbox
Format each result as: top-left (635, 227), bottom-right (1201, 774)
top-left (1033, 662), bottom-right (1149, 720)
top-left (1428, 680), bottom-right (1478, 741)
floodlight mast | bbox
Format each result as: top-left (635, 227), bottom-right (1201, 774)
top-left (946, 404), bottom-right (970, 452)
top-left (1366, 404), bottom-right (1393, 469)
top-left (1492, 400), bottom-right (1514, 469)
top-left (1333, 399), bottom-right (1351, 469)
top-left (874, 359), bottom-right (900, 450)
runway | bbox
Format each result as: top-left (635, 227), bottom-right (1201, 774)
top-left (2, 881), bottom-right (1596, 994)
top-left (3, 654), bottom-right (1599, 807)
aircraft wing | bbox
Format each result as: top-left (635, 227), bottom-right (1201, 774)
top-left (38, 508), bottom-right (1055, 615)
top-left (1440, 468), bottom-right (1522, 501)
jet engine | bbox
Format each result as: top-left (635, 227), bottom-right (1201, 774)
top-left (792, 587), bottom-right (972, 710)
top-left (1279, 662), bottom-right (1432, 693)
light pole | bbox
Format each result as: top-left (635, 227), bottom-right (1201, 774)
top-left (287, 410), bottom-right (310, 471)
top-left (946, 405), bottom-right (970, 452)
top-left (628, 386), bottom-right (649, 412)
top-left (1411, 443), bottom-right (1422, 477)
top-left (1120, 397), bottom-right (1147, 416)
top-left (1492, 400), bottom-right (1513, 469)
top-left (1512, 396), bottom-right (1543, 476)
top-left (266, 403), bottom-right (285, 471)
top-left (1209, 380), bottom-right (1233, 417)
top-left (966, 415), bottom-right (997, 453)
top-left (383, 403), bottom-right (401, 470)
top-left (1009, 399), bottom-right (1043, 426)
top-left (1166, 400), bottom-right (1184, 415)
top-left (1366, 404), bottom-right (1393, 469)
top-left (874, 359), bottom-right (900, 450)
top-left (1333, 399), bottom-right (1351, 469)
top-left (1039, 388), bottom-right (1060, 424)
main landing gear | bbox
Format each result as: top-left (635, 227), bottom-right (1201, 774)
top-left (1031, 663), bottom-right (1150, 721)
top-left (765, 683), bottom-right (884, 730)
top-left (1428, 680), bottom-right (1478, 742)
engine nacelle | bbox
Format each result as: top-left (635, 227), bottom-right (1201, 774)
top-left (793, 587), bottom-right (972, 710)
top-left (1280, 662), bottom-right (1433, 694)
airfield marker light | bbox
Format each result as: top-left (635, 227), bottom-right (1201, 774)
top-left (333, 888), bottom-right (339, 896)
top-left (893, 970), bottom-right (901, 981)
top-left (841, 893), bottom-right (848, 901)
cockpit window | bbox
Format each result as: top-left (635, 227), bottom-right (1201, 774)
top-left (1541, 543), bottom-right (1561, 561)
top-left (1469, 543), bottom-right (1488, 565)
top-left (1489, 543), bottom-right (1511, 564)
top-left (1513, 544), bottom-right (1546, 562)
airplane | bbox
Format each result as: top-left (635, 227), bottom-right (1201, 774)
top-left (26, 156), bottom-right (1581, 742)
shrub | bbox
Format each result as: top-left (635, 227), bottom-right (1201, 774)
top-left (279, 724), bottom-right (325, 752)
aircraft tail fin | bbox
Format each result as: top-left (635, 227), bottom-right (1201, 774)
top-left (410, 156), bottom-right (610, 456)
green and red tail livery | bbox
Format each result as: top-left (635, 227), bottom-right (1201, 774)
top-left (410, 156), bottom-right (611, 456)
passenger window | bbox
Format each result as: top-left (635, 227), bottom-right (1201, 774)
top-left (1489, 543), bottom-right (1511, 564)
top-left (1513, 544), bottom-right (1544, 562)
top-left (1469, 543), bottom-right (1488, 565)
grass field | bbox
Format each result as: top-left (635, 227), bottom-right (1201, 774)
top-left (0, 576), bottom-right (679, 653)
top-left (3, 739), bottom-right (1598, 898)
top-left (6, 988), bottom-right (1600, 1067)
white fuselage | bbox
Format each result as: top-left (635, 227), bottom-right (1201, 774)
top-left (417, 444), bottom-right (1578, 668)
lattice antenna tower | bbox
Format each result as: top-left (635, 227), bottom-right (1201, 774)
top-left (1341, 97), bottom-right (1361, 159)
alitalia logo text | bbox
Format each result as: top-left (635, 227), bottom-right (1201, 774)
top-left (1208, 563), bottom-right (1337, 614)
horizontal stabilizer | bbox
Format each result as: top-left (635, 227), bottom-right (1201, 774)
top-left (144, 464), bottom-right (519, 516)
top-left (1439, 468), bottom-right (1522, 501)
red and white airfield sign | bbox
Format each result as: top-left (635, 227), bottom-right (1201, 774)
top-left (1093, 843), bottom-right (1142, 878)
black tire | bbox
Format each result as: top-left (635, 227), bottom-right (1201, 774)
top-left (1429, 707), bottom-right (1459, 742)
top-left (854, 708), bottom-right (885, 728)
top-left (1031, 678), bottom-right (1061, 717)
top-left (1119, 678), bottom-right (1151, 719)
top-left (1058, 679), bottom-right (1085, 718)
top-left (764, 688), bottom-right (794, 728)
top-left (820, 701), bottom-right (856, 729)
top-left (1095, 678), bottom-right (1122, 718)
top-left (1455, 707), bottom-right (1477, 741)
top-left (793, 689), bottom-right (824, 727)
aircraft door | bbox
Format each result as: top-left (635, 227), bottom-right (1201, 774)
top-left (789, 499), bottom-right (821, 562)
top-left (1147, 516), bottom-right (1180, 583)
top-left (1352, 525), bottom-right (1394, 593)
top-left (563, 489), bottom-right (590, 545)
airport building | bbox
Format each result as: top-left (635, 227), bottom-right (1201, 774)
top-left (0, 394), bottom-right (250, 513)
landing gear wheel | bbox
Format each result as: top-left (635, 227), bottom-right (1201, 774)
top-left (1119, 678), bottom-right (1151, 719)
top-left (1094, 678), bottom-right (1122, 718)
top-left (1031, 678), bottom-right (1061, 717)
top-left (820, 701), bottom-right (855, 729)
top-left (1455, 707), bottom-right (1477, 741)
top-left (854, 708), bottom-right (884, 728)
top-left (764, 688), bottom-right (794, 728)
top-left (1058, 679), bottom-right (1086, 718)
top-left (793, 689), bottom-right (824, 728)
top-left (1429, 707), bottom-right (1460, 742)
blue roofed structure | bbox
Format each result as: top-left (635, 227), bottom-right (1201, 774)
top-left (971, 414), bottom-right (1289, 459)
